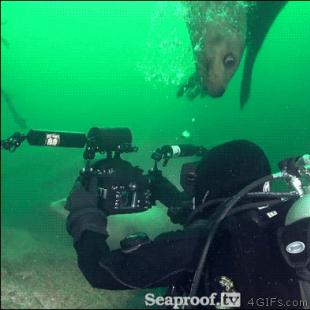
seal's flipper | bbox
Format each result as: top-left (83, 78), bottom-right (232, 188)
top-left (240, 1), bottom-right (287, 108)
top-left (177, 72), bottom-right (201, 100)
top-left (1, 89), bottom-right (28, 129)
top-left (1, 32), bottom-right (27, 128)
top-left (240, 48), bottom-right (256, 108)
top-left (1, 36), bottom-right (10, 49)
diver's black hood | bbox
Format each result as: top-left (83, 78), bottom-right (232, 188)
top-left (194, 140), bottom-right (271, 204)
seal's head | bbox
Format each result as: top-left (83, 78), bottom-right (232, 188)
top-left (187, 2), bottom-right (248, 97)
top-left (196, 27), bottom-right (246, 97)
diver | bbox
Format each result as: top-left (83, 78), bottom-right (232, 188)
top-left (65, 140), bottom-right (310, 308)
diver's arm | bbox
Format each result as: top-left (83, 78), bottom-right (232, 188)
top-left (149, 170), bottom-right (193, 225)
top-left (74, 225), bottom-right (208, 290)
top-left (149, 169), bottom-right (183, 207)
top-left (66, 173), bottom-right (204, 291)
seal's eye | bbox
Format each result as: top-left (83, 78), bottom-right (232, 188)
top-left (223, 54), bottom-right (236, 68)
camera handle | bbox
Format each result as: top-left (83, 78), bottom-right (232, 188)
top-left (1, 132), bottom-right (27, 152)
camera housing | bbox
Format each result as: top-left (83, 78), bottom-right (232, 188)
top-left (92, 158), bottom-right (152, 215)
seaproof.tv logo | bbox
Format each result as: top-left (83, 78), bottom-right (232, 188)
top-left (145, 292), bottom-right (241, 309)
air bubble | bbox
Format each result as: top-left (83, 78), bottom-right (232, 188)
top-left (181, 130), bottom-right (191, 139)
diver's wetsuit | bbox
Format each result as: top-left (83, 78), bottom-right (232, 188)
top-left (72, 178), bottom-right (309, 308)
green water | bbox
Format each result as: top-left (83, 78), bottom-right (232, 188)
top-left (1, 1), bottom-right (310, 309)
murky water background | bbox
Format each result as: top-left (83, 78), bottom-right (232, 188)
top-left (1, 1), bottom-right (309, 308)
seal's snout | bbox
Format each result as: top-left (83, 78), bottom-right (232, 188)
top-left (198, 62), bottom-right (227, 98)
top-left (207, 87), bottom-right (225, 97)
top-left (200, 78), bottom-right (226, 97)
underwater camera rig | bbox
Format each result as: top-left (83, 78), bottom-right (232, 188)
top-left (2, 129), bottom-right (309, 206)
top-left (2, 129), bottom-right (309, 301)
top-left (1, 128), bottom-right (208, 215)
top-left (2, 129), bottom-right (309, 203)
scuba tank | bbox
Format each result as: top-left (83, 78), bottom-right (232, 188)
top-left (278, 193), bottom-right (310, 307)
top-left (285, 193), bottom-right (310, 226)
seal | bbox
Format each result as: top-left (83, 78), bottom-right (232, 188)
top-left (177, 1), bottom-right (286, 108)
top-left (2, 26), bottom-right (28, 128)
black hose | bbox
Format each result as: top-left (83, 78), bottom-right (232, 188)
top-left (227, 199), bottom-right (283, 217)
top-left (247, 191), bottom-right (299, 199)
top-left (188, 174), bottom-right (280, 302)
top-left (185, 191), bottom-right (297, 226)
top-left (185, 198), bottom-right (228, 226)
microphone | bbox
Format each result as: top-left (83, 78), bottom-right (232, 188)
top-left (27, 130), bottom-right (87, 148)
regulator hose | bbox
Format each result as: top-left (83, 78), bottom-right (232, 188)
top-left (188, 173), bottom-right (283, 302)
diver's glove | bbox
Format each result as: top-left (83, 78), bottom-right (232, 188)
top-left (65, 176), bottom-right (108, 243)
top-left (149, 169), bottom-right (183, 208)
top-left (167, 198), bottom-right (193, 226)
top-left (149, 169), bottom-right (193, 225)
